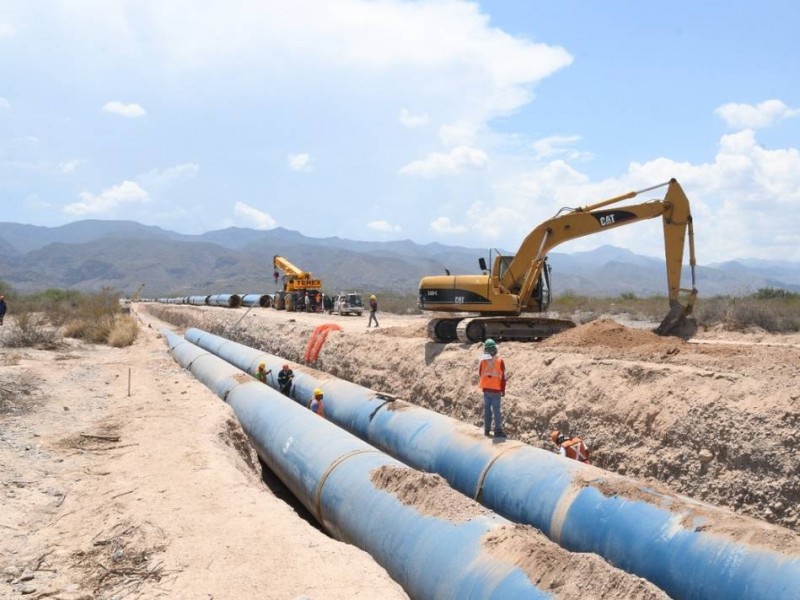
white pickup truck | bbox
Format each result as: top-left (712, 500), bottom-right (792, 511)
top-left (333, 292), bottom-right (364, 316)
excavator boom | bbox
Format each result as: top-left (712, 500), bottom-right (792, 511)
top-left (419, 179), bottom-right (698, 343)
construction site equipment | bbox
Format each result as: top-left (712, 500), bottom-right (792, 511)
top-left (418, 178), bottom-right (697, 343)
top-left (162, 329), bottom-right (560, 599)
top-left (272, 255), bottom-right (323, 312)
top-left (130, 283), bottom-right (146, 303)
top-left (184, 326), bottom-right (800, 600)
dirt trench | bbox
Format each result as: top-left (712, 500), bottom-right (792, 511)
top-left (148, 305), bottom-right (800, 532)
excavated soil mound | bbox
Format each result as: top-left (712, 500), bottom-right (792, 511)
top-left (146, 305), bottom-right (800, 533)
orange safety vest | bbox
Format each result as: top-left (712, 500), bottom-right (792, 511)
top-left (310, 398), bottom-right (324, 416)
top-left (561, 438), bottom-right (590, 463)
top-left (479, 356), bottom-right (505, 392)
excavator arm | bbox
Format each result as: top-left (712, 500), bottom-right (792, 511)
top-left (506, 179), bottom-right (697, 316)
top-left (418, 179), bottom-right (698, 342)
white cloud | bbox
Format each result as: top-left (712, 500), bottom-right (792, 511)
top-left (367, 220), bottom-right (401, 233)
top-left (59, 159), bottom-right (81, 173)
top-left (137, 163), bottom-right (200, 187)
top-left (430, 217), bottom-right (467, 234)
top-left (438, 123), bottom-right (479, 146)
top-left (0, 97), bottom-right (10, 110)
top-left (40, 1), bottom-right (571, 128)
top-left (64, 180), bottom-right (150, 216)
top-left (288, 153), bottom-right (311, 171)
top-left (470, 129), bottom-right (800, 262)
top-left (532, 134), bottom-right (590, 161)
top-left (714, 99), bottom-right (799, 130)
top-left (233, 202), bottom-right (277, 230)
top-left (102, 101), bottom-right (146, 118)
top-left (400, 145), bottom-right (488, 177)
top-left (399, 108), bottom-right (429, 128)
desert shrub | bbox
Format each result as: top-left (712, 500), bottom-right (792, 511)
top-left (4, 310), bottom-right (62, 349)
top-left (693, 294), bottom-right (800, 332)
top-left (553, 292), bottom-right (673, 322)
top-left (108, 314), bottom-right (139, 347)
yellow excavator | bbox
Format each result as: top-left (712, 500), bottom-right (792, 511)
top-left (272, 255), bottom-right (323, 311)
top-left (418, 178), bottom-right (698, 343)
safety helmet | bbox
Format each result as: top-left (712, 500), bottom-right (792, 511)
top-left (550, 430), bottom-right (561, 445)
top-left (370, 294), bottom-right (376, 300)
top-left (484, 338), bottom-right (497, 350)
top-left (313, 388), bottom-right (323, 398)
top-left (258, 362), bottom-right (266, 370)
top-left (283, 364), bottom-right (289, 370)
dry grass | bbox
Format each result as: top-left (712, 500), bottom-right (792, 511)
top-left (4, 310), bottom-right (63, 349)
top-left (108, 315), bottom-right (139, 347)
top-left (2, 287), bottom-right (141, 348)
top-left (693, 295), bottom-right (800, 332)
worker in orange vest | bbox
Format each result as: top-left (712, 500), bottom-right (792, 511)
top-left (478, 338), bottom-right (506, 437)
top-left (551, 431), bottom-right (591, 464)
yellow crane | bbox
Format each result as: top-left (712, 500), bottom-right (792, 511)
top-left (131, 283), bottom-right (146, 303)
top-left (418, 178), bottom-right (697, 343)
top-left (272, 256), bottom-right (323, 311)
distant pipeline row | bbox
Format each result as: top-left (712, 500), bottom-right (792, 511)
top-left (146, 290), bottom-right (333, 312)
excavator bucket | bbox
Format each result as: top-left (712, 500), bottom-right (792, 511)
top-left (654, 305), bottom-right (697, 340)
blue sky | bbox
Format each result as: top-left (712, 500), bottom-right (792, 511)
top-left (1, 0), bottom-right (798, 263)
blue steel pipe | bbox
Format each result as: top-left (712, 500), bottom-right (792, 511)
top-left (240, 293), bottom-right (272, 308)
top-left (184, 327), bottom-right (800, 600)
top-left (206, 294), bottom-right (242, 308)
top-left (162, 329), bottom-right (558, 599)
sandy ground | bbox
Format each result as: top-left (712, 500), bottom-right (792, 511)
top-left (2, 302), bottom-right (798, 598)
top-left (0, 310), bottom-right (408, 600)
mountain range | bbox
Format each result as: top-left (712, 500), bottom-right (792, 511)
top-left (0, 220), bottom-right (798, 298)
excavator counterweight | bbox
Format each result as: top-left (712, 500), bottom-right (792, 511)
top-left (419, 179), bottom-right (698, 343)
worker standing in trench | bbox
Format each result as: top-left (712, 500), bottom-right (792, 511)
top-left (478, 339), bottom-right (506, 438)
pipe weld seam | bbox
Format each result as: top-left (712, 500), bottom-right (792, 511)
top-left (314, 448), bottom-right (383, 527)
top-left (473, 442), bottom-right (525, 501)
top-left (368, 400), bottom-right (392, 421)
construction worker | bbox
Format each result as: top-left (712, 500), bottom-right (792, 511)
top-left (551, 431), bottom-right (591, 464)
top-left (255, 362), bottom-right (271, 384)
top-left (309, 388), bottom-right (325, 416)
top-left (0, 295), bottom-right (6, 326)
top-left (367, 294), bottom-right (379, 327)
top-left (304, 292), bottom-right (311, 312)
top-left (478, 338), bottom-right (506, 437)
top-left (277, 364), bottom-right (294, 397)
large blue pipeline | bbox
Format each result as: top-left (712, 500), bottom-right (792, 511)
top-left (162, 329), bottom-right (572, 599)
top-left (184, 327), bottom-right (800, 600)
top-left (240, 293), bottom-right (272, 308)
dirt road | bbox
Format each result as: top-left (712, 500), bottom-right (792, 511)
top-left (2, 302), bottom-right (798, 598)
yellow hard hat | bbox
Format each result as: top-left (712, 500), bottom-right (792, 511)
top-left (313, 388), bottom-right (323, 398)
top-left (258, 362), bottom-right (266, 369)
top-left (370, 294), bottom-right (376, 300)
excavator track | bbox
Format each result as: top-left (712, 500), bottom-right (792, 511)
top-left (427, 317), bottom-right (464, 343)
top-left (455, 316), bottom-right (576, 344)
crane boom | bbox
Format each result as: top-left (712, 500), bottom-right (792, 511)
top-left (418, 178), bottom-right (698, 343)
top-left (272, 255), bottom-right (322, 292)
